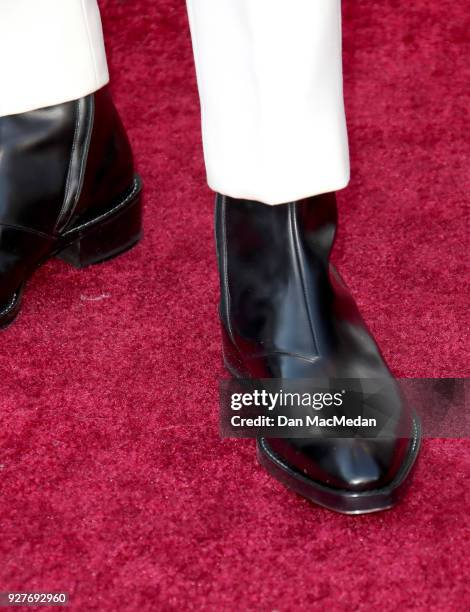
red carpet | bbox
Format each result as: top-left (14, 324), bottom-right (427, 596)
top-left (1, 1), bottom-right (469, 609)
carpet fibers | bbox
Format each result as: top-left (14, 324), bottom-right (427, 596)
top-left (0, 1), bottom-right (469, 610)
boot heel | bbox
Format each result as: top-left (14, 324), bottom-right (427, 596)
top-left (57, 178), bottom-right (143, 269)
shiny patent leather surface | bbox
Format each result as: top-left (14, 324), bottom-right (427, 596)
top-left (0, 86), bottom-right (135, 316)
top-left (216, 194), bottom-right (416, 493)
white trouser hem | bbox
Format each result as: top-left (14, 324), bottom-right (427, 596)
top-left (208, 174), bottom-right (350, 206)
top-left (0, 0), bottom-right (109, 117)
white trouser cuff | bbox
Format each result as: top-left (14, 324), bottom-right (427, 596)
top-left (186, 0), bottom-right (350, 205)
top-left (0, 0), bottom-right (108, 117)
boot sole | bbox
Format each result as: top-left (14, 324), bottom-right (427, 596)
top-left (223, 356), bottom-right (422, 515)
top-left (0, 175), bottom-right (143, 329)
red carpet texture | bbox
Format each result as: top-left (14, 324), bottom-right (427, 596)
top-left (1, 1), bottom-right (469, 610)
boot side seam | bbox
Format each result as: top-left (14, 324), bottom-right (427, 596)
top-left (289, 202), bottom-right (320, 355)
top-left (56, 95), bottom-right (95, 232)
top-left (56, 100), bottom-right (80, 229)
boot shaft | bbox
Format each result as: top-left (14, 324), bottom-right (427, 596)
top-left (215, 193), bottom-right (338, 357)
top-left (0, 87), bottom-right (134, 235)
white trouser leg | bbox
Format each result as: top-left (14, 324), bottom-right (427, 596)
top-left (0, 0), bottom-right (108, 117)
top-left (186, 0), bottom-right (350, 205)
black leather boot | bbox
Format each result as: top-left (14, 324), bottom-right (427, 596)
top-left (0, 86), bottom-right (142, 327)
top-left (216, 194), bottom-right (421, 514)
